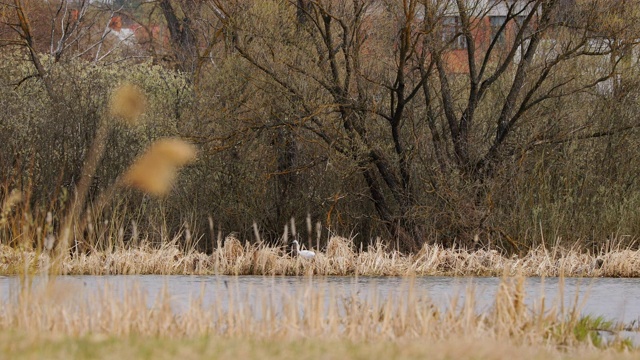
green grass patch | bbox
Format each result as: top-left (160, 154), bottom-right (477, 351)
top-left (2, 331), bottom-right (639, 360)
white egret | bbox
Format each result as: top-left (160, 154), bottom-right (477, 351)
top-left (292, 240), bottom-right (315, 259)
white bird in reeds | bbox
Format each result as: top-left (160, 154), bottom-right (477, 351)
top-left (292, 240), bottom-right (315, 259)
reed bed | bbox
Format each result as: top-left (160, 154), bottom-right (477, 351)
top-left (0, 274), bottom-right (636, 359)
top-left (0, 236), bottom-right (637, 277)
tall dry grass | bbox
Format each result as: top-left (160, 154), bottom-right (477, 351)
top-left (0, 235), bottom-right (637, 277)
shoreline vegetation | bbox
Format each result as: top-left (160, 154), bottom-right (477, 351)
top-left (0, 235), bottom-right (638, 277)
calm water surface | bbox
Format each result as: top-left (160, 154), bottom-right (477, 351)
top-left (1, 275), bottom-right (639, 325)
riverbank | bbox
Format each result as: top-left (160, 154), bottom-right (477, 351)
top-left (0, 236), bottom-right (638, 277)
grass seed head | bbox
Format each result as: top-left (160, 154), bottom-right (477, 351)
top-left (109, 83), bottom-right (147, 125)
top-left (152, 138), bottom-right (198, 166)
top-left (0, 190), bottom-right (22, 226)
top-left (123, 138), bottom-right (197, 196)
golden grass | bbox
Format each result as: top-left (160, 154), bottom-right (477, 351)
top-left (0, 274), bottom-right (636, 359)
top-left (0, 236), bottom-right (637, 277)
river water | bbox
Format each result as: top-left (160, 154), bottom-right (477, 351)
top-left (1, 275), bottom-right (638, 326)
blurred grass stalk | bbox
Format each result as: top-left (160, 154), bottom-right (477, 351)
top-left (57, 83), bottom-right (148, 259)
top-left (55, 83), bottom-right (195, 266)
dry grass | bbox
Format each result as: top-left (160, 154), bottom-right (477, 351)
top-left (0, 236), bottom-right (637, 277)
top-left (0, 273), bottom-right (636, 359)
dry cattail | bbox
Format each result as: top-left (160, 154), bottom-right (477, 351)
top-left (123, 138), bottom-right (197, 196)
top-left (149, 138), bottom-right (198, 166)
top-left (109, 83), bottom-right (147, 125)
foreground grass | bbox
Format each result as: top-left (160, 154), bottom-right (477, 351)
top-left (0, 235), bottom-right (638, 277)
top-left (0, 274), bottom-right (638, 359)
top-left (2, 334), bottom-right (638, 360)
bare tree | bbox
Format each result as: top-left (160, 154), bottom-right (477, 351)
top-left (203, 0), bottom-right (640, 250)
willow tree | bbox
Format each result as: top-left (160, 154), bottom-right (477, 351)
top-left (420, 0), bottom-right (640, 177)
top-left (0, 0), bottom-right (196, 249)
top-left (206, 0), bottom-right (639, 250)
top-left (416, 0), bottom-right (640, 248)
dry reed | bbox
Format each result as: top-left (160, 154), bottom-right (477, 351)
top-left (0, 236), bottom-right (637, 277)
